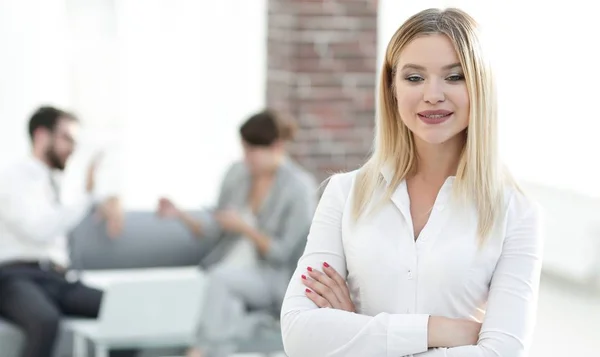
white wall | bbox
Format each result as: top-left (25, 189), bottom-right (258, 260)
top-left (379, 0), bottom-right (600, 197)
top-left (0, 0), bottom-right (267, 209)
top-left (0, 0), bottom-right (72, 169)
top-left (114, 0), bottom-right (267, 209)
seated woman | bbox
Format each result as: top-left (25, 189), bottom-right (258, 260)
top-left (157, 109), bottom-right (318, 357)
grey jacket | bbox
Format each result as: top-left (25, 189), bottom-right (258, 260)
top-left (197, 158), bottom-right (317, 301)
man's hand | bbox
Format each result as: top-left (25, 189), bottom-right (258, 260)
top-left (214, 209), bottom-right (249, 234)
top-left (157, 197), bottom-right (181, 218)
top-left (301, 262), bottom-right (356, 313)
top-left (85, 153), bottom-right (103, 194)
top-left (97, 196), bottom-right (124, 239)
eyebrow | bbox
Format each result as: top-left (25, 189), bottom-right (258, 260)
top-left (400, 62), bottom-right (462, 71)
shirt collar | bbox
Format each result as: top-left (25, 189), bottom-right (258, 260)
top-left (380, 162), bottom-right (456, 187)
top-left (28, 156), bottom-right (52, 175)
top-left (27, 156), bottom-right (63, 183)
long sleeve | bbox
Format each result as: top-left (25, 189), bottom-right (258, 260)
top-left (195, 163), bottom-right (244, 240)
top-left (0, 174), bottom-right (93, 243)
top-left (196, 209), bottom-right (222, 240)
top-left (264, 180), bottom-right (317, 266)
top-left (415, 194), bottom-right (543, 357)
top-left (280, 173), bottom-right (431, 357)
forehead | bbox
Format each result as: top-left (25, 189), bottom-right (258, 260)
top-left (54, 117), bottom-right (80, 136)
top-left (397, 34), bottom-right (460, 69)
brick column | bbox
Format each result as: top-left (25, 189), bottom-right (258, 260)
top-left (266, 0), bottom-right (378, 183)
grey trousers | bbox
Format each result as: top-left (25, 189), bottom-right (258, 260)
top-left (195, 262), bottom-right (277, 357)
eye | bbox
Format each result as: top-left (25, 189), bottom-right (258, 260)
top-left (405, 75), bottom-right (424, 82)
top-left (446, 74), bottom-right (465, 82)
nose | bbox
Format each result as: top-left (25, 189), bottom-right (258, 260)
top-left (423, 78), bottom-right (445, 104)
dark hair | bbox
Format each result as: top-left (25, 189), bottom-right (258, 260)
top-left (28, 106), bottom-right (78, 141)
top-left (239, 109), bottom-right (297, 147)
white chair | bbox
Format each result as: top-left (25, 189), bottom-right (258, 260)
top-left (69, 270), bottom-right (206, 357)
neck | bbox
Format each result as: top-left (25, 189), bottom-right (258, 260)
top-left (32, 148), bottom-right (51, 169)
top-left (412, 132), bottom-right (465, 184)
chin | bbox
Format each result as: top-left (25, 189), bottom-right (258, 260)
top-left (414, 133), bottom-right (454, 145)
top-left (414, 127), bottom-right (466, 146)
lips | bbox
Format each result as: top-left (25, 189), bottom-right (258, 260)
top-left (417, 110), bottom-right (453, 119)
top-left (417, 110), bottom-right (453, 125)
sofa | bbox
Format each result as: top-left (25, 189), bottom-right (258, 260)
top-left (0, 211), bottom-right (288, 357)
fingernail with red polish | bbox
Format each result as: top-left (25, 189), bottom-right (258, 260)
top-left (307, 266), bottom-right (313, 272)
top-left (323, 262), bottom-right (330, 268)
top-left (305, 288), bottom-right (311, 293)
top-left (301, 275), bottom-right (307, 280)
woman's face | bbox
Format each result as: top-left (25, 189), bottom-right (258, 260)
top-left (242, 140), bottom-right (280, 174)
top-left (394, 34), bottom-right (470, 146)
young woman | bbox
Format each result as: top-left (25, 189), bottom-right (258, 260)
top-left (157, 109), bottom-right (318, 357)
top-left (281, 8), bottom-right (542, 357)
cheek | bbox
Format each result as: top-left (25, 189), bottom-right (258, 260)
top-left (451, 85), bottom-right (470, 111)
top-left (56, 142), bottom-right (73, 154)
top-left (395, 90), bottom-right (421, 119)
top-left (452, 87), bottom-right (470, 124)
top-left (51, 141), bottom-right (64, 153)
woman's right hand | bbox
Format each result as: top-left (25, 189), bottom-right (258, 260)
top-left (428, 316), bottom-right (482, 348)
top-left (157, 197), bottom-right (180, 218)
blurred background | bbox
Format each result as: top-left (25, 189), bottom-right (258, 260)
top-left (0, 0), bottom-right (597, 356)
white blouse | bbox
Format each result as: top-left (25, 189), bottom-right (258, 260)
top-left (219, 206), bottom-right (259, 269)
top-left (280, 168), bottom-right (543, 357)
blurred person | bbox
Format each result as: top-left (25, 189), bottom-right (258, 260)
top-left (157, 109), bottom-right (317, 357)
top-left (0, 106), bottom-right (135, 357)
top-left (281, 8), bottom-right (543, 357)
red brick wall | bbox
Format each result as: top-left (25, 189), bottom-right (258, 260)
top-left (266, 0), bottom-right (379, 183)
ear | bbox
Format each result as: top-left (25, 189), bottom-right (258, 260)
top-left (33, 127), bottom-right (50, 146)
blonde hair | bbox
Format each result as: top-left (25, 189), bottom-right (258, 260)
top-left (353, 8), bottom-right (506, 243)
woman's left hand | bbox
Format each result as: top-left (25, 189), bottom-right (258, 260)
top-left (214, 209), bottom-right (248, 234)
top-left (301, 262), bottom-right (356, 313)
top-left (96, 196), bottom-right (124, 239)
